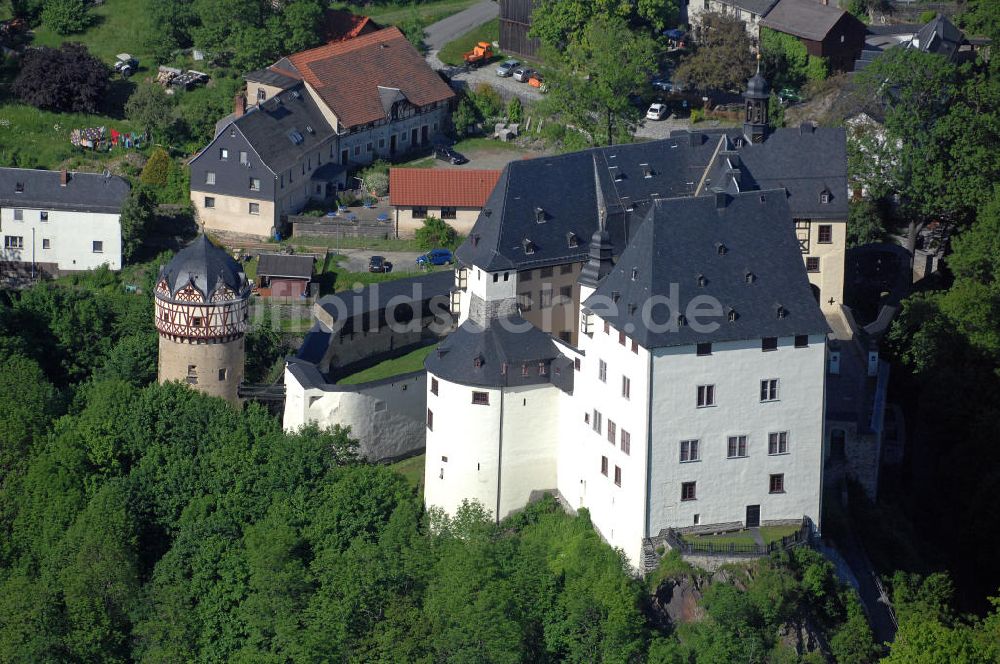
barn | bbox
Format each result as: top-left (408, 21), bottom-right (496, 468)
top-left (256, 253), bottom-right (315, 298)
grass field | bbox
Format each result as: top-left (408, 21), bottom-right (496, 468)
top-left (28, 0), bottom-right (156, 66)
top-left (337, 344), bottom-right (437, 385)
top-left (333, 0), bottom-right (479, 27)
top-left (681, 524), bottom-right (802, 547)
top-left (0, 103), bottom-right (138, 170)
top-left (438, 18), bottom-right (500, 66)
top-left (390, 454), bottom-right (425, 491)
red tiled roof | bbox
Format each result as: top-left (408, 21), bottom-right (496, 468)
top-left (320, 9), bottom-right (378, 43)
top-left (279, 27), bottom-right (455, 129)
top-left (390, 168), bottom-right (502, 208)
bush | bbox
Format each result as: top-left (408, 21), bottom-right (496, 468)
top-left (473, 83), bottom-right (503, 120)
top-left (507, 96), bottom-right (523, 124)
top-left (918, 10), bottom-right (937, 24)
top-left (41, 0), bottom-right (92, 35)
top-left (453, 98), bottom-right (479, 138)
top-left (140, 149), bottom-right (171, 188)
top-left (359, 160), bottom-right (391, 197)
top-left (689, 107), bottom-right (704, 123)
top-left (125, 85), bottom-right (176, 141)
top-left (415, 216), bottom-right (458, 251)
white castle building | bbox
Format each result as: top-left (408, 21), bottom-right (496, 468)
top-left (285, 73), bottom-right (856, 569)
top-left (423, 73), bottom-right (844, 568)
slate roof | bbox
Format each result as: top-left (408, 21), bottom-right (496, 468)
top-left (424, 315), bottom-right (567, 389)
top-left (389, 168), bottom-right (501, 208)
top-left (158, 235), bottom-right (249, 301)
top-left (243, 67), bottom-right (300, 89)
top-left (220, 83), bottom-right (335, 174)
top-left (277, 27), bottom-right (455, 129)
top-left (586, 191), bottom-right (829, 348)
top-left (455, 125), bottom-right (848, 272)
top-left (718, 0), bottom-right (781, 17)
top-left (0, 167), bottom-right (129, 214)
top-left (911, 14), bottom-right (965, 57)
top-left (316, 270), bottom-right (453, 322)
top-left (256, 253), bottom-right (315, 280)
top-left (760, 0), bottom-right (847, 41)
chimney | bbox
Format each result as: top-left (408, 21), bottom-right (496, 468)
top-left (59, 169), bottom-right (68, 187)
top-left (234, 93), bottom-right (246, 118)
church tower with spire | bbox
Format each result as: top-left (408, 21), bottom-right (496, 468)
top-left (744, 55), bottom-right (770, 144)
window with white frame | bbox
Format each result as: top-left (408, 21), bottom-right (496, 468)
top-left (768, 431), bottom-right (789, 455)
top-left (13, 209), bottom-right (23, 221)
top-left (769, 473), bottom-right (785, 493)
top-left (249, 202), bottom-right (260, 215)
top-left (621, 430), bottom-right (630, 455)
top-left (240, 151), bottom-right (248, 165)
top-left (92, 240), bottom-right (103, 253)
top-left (727, 435), bottom-right (748, 458)
top-left (598, 359), bottom-right (607, 382)
top-left (760, 379), bottom-right (779, 402)
top-left (4, 235), bottom-right (24, 249)
top-left (601, 455), bottom-right (609, 476)
top-left (681, 481), bottom-right (697, 501)
top-left (607, 419), bottom-right (616, 444)
top-left (622, 375), bottom-right (630, 399)
top-left (250, 178), bottom-right (261, 191)
top-left (697, 384), bottom-right (715, 407)
top-left (680, 439), bottom-right (700, 462)
top-left (592, 409), bottom-right (602, 433)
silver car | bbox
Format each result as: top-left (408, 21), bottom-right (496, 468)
top-left (496, 59), bottom-right (520, 77)
top-left (512, 66), bottom-right (535, 82)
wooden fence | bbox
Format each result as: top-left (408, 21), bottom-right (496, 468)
top-left (290, 216), bottom-right (392, 240)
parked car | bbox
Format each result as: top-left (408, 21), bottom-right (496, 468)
top-left (434, 145), bottom-right (468, 165)
top-left (417, 249), bottom-right (454, 266)
top-left (496, 59), bottom-right (520, 77)
top-left (778, 87), bottom-right (803, 104)
top-left (512, 66), bottom-right (534, 82)
top-left (368, 256), bottom-right (393, 273)
top-left (646, 103), bottom-right (668, 121)
top-left (651, 76), bottom-right (673, 92)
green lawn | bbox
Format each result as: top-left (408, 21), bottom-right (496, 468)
top-left (333, 0), bottom-right (480, 27)
top-left (337, 345), bottom-right (437, 385)
top-left (390, 454), bottom-right (425, 491)
top-left (29, 0), bottom-right (156, 66)
top-left (438, 18), bottom-right (500, 66)
top-left (0, 103), bottom-right (138, 170)
top-left (681, 524), bottom-right (802, 547)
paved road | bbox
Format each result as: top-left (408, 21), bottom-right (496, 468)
top-left (424, 0), bottom-right (498, 52)
top-left (337, 249), bottom-right (424, 273)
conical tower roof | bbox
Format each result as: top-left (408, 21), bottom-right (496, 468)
top-left (158, 235), bottom-right (249, 302)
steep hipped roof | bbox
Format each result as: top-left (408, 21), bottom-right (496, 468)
top-left (587, 192), bottom-right (829, 348)
top-left (424, 315), bottom-right (566, 389)
top-left (158, 235), bottom-right (249, 302)
top-left (454, 126), bottom-right (848, 272)
top-left (760, 0), bottom-right (848, 41)
top-left (277, 27), bottom-right (455, 129)
top-left (0, 167), bottom-right (129, 214)
top-left (389, 168), bottom-right (501, 208)
top-left (256, 253), bottom-right (315, 280)
top-left (212, 83), bottom-right (335, 174)
top-left (911, 14), bottom-right (965, 57)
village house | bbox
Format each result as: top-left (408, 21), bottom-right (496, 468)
top-left (684, 0), bottom-right (781, 42)
top-left (389, 168), bottom-right (501, 237)
top-left (191, 26), bottom-right (455, 239)
top-left (254, 253), bottom-right (315, 298)
top-left (0, 167), bottom-right (129, 275)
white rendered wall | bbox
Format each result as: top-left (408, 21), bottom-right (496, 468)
top-left (424, 374), bottom-right (560, 521)
top-left (283, 366), bottom-right (427, 461)
top-left (647, 334), bottom-right (826, 536)
top-left (557, 315), bottom-right (652, 568)
top-left (0, 207), bottom-right (121, 270)
top-left (467, 265), bottom-right (517, 303)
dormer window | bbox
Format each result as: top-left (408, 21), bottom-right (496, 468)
top-left (728, 308), bottom-right (738, 322)
top-left (677, 314), bottom-right (687, 327)
top-left (745, 271), bottom-right (756, 283)
top-left (611, 290), bottom-right (621, 303)
top-left (501, 362), bottom-right (508, 375)
top-left (820, 189), bottom-right (831, 204)
top-left (14, 182), bottom-right (23, 193)
top-left (641, 163), bottom-right (653, 178)
top-left (716, 243), bottom-right (728, 256)
top-left (628, 303), bottom-right (637, 316)
top-left (474, 356), bottom-right (483, 368)
top-left (567, 232), bottom-right (579, 248)
top-left (697, 274), bottom-right (707, 287)
top-left (471, 234), bottom-right (480, 247)
top-left (523, 238), bottom-right (535, 255)
top-left (535, 207), bottom-right (546, 223)
top-left (776, 305), bottom-right (788, 319)
top-left (631, 268), bottom-right (639, 281)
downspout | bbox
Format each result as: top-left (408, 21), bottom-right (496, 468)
top-left (496, 389), bottom-right (505, 523)
top-left (31, 226), bottom-right (35, 280)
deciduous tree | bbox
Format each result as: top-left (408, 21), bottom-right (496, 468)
top-left (12, 43), bottom-right (109, 113)
top-left (674, 13), bottom-right (754, 92)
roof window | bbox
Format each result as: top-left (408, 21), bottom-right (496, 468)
top-left (14, 182), bottom-right (23, 193)
top-left (745, 271), bottom-right (756, 283)
top-left (697, 273), bottom-right (707, 287)
top-left (677, 314), bottom-right (687, 327)
top-left (305, 125), bottom-right (314, 134)
top-left (535, 207), bottom-right (546, 223)
top-left (566, 232), bottom-right (579, 248)
top-left (728, 308), bottom-right (739, 322)
top-left (631, 268), bottom-right (639, 281)
top-left (287, 129), bottom-right (304, 145)
top-left (820, 188), bottom-right (831, 204)
top-left (523, 238), bottom-right (535, 255)
top-left (776, 305), bottom-right (788, 319)
top-left (716, 242), bottom-right (728, 256)
top-left (641, 163), bottom-right (653, 178)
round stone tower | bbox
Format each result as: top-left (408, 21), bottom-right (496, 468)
top-left (154, 235), bottom-right (250, 404)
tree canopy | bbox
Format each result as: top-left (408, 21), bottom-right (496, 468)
top-left (674, 13), bottom-right (755, 93)
top-left (12, 43), bottom-right (109, 114)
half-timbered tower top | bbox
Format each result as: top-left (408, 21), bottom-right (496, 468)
top-left (158, 235), bottom-right (250, 304)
